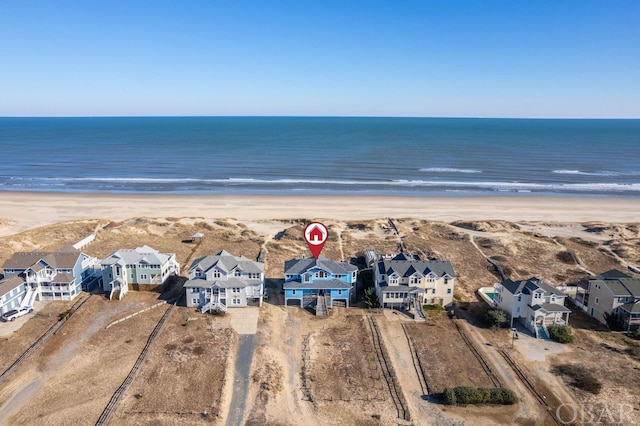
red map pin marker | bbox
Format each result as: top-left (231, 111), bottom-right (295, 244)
top-left (304, 222), bottom-right (328, 258)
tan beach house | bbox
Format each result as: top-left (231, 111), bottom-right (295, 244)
top-left (586, 269), bottom-right (640, 331)
top-left (372, 252), bottom-right (456, 311)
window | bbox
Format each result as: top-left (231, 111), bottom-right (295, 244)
top-left (292, 289), bottom-right (296, 295)
top-left (390, 276), bottom-right (398, 285)
top-left (232, 287), bottom-right (241, 293)
top-left (595, 297), bottom-right (599, 305)
top-left (192, 298), bottom-right (198, 304)
top-left (140, 274), bottom-right (148, 280)
top-left (516, 307), bottom-right (520, 313)
top-left (232, 298), bottom-right (241, 305)
top-left (316, 271), bottom-right (327, 278)
top-left (427, 276), bottom-right (435, 283)
top-left (337, 289), bottom-right (343, 295)
top-left (432, 289), bottom-right (436, 294)
top-left (410, 276), bottom-right (420, 285)
top-left (213, 270), bottom-right (221, 278)
top-left (304, 275), bottom-right (311, 283)
top-left (234, 270), bottom-right (242, 277)
top-left (447, 288), bottom-right (452, 294)
top-left (517, 295), bottom-right (522, 302)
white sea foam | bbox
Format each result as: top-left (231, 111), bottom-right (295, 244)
top-left (552, 170), bottom-right (627, 177)
top-left (419, 168), bottom-right (482, 174)
top-left (6, 176), bottom-right (640, 193)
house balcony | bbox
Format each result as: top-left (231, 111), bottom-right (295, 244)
top-left (26, 273), bottom-right (56, 285)
top-left (40, 284), bottom-right (72, 292)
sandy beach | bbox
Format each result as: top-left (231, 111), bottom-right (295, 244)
top-left (1, 191), bottom-right (639, 237)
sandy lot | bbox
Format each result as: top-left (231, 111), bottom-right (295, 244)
top-left (111, 306), bottom-right (237, 425)
top-left (0, 293), bottom-right (169, 425)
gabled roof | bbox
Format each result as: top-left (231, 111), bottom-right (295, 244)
top-left (3, 250), bottom-right (82, 270)
top-left (52, 273), bottom-right (75, 283)
top-left (530, 303), bottom-right (571, 313)
top-left (0, 275), bottom-right (26, 298)
top-left (500, 277), bottom-right (566, 297)
top-left (376, 254), bottom-right (455, 280)
top-left (188, 250), bottom-right (263, 275)
top-left (101, 246), bottom-right (174, 267)
top-left (592, 269), bottom-right (640, 298)
top-left (619, 302), bottom-right (640, 314)
top-left (284, 256), bottom-right (357, 275)
top-left (597, 269), bottom-right (631, 280)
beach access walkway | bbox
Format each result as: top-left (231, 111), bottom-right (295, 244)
top-left (225, 307), bottom-right (260, 426)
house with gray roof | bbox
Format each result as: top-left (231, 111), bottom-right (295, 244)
top-left (184, 250), bottom-right (264, 312)
top-left (494, 277), bottom-right (570, 338)
top-left (373, 252), bottom-right (456, 310)
top-left (283, 255), bottom-right (357, 312)
top-left (0, 275), bottom-right (30, 315)
top-left (587, 269), bottom-right (640, 331)
top-left (2, 248), bottom-right (96, 309)
top-left (100, 245), bottom-right (179, 300)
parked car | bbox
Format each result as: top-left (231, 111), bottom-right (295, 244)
top-left (1, 306), bottom-right (33, 322)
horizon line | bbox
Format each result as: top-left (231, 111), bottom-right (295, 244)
top-left (1, 115), bottom-right (639, 120)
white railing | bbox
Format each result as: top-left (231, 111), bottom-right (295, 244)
top-left (20, 287), bottom-right (37, 308)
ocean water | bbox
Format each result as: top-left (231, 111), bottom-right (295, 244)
top-left (1, 117), bottom-right (639, 197)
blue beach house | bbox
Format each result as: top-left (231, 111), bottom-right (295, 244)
top-left (283, 256), bottom-right (358, 309)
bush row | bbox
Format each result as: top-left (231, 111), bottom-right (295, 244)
top-left (443, 386), bottom-right (518, 405)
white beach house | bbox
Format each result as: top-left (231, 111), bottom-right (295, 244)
top-left (184, 250), bottom-right (264, 312)
top-left (494, 277), bottom-right (570, 338)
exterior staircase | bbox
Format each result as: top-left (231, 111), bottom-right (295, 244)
top-left (201, 300), bottom-right (227, 313)
top-left (110, 289), bottom-right (121, 301)
top-left (537, 324), bottom-right (549, 340)
top-left (316, 294), bottom-right (328, 316)
top-left (413, 298), bottom-right (426, 320)
top-left (20, 287), bottom-right (37, 308)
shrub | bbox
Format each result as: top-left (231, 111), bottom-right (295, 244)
top-left (423, 304), bottom-right (445, 311)
top-left (363, 287), bottom-right (380, 308)
top-left (603, 312), bottom-right (624, 330)
top-left (547, 325), bottom-right (574, 343)
top-left (555, 250), bottom-right (575, 264)
top-left (442, 387), bottom-right (517, 405)
top-left (554, 364), bottom-right (602, 394)
top-left (486, 309), bottom-right (508, 329)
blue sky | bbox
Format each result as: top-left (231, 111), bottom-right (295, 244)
top-left (1, 1), bottom-right (638, 118)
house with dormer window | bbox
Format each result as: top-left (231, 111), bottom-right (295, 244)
top-left (494, 277), bottom-right (570, 338)
top-left (373, 253), bottom-right (456, 310)
top-left (184, 250), bottom-right (264, 312)
top-left (283, 255), bottom-right (357, 310)
top-left (2, 248), bottom-right (96, 310)
top-left (100, 245), bottom-right (179, 300)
